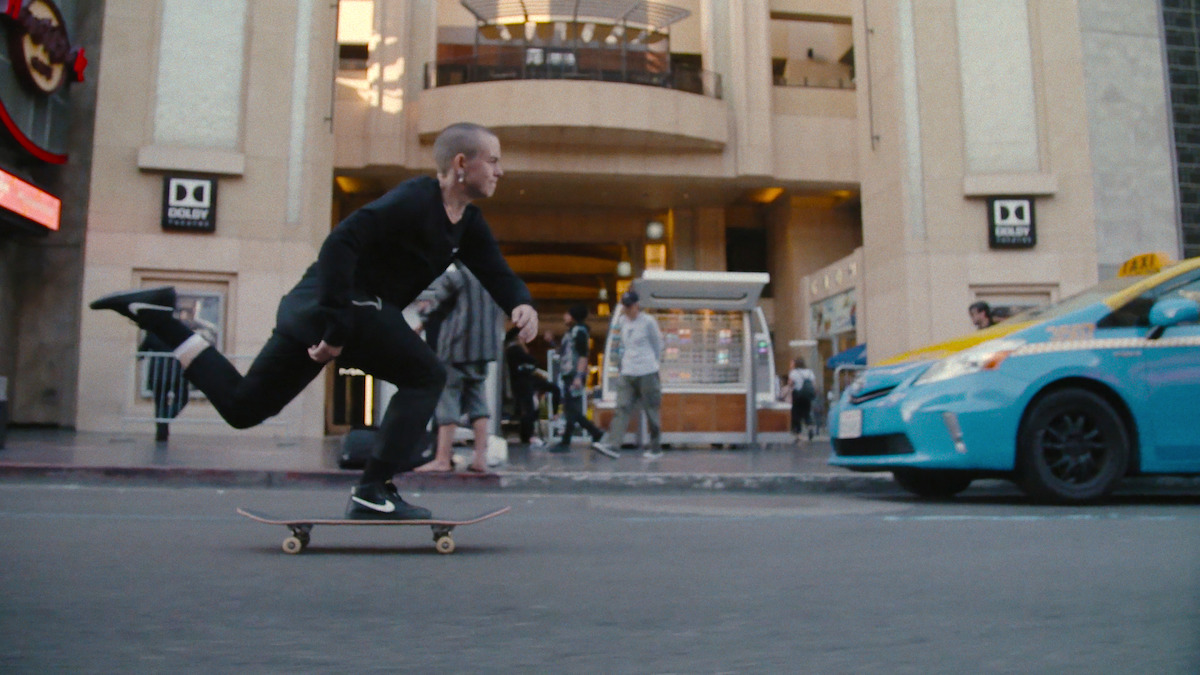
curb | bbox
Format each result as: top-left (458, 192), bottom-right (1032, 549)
top-left (494, 471), bottom-right (897, 494)
top-left (0, 462), bottom-right (893, 494)
top-left (2, 462), bottom-right (1197, 497)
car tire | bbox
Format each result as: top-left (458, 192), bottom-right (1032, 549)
top-left (1017, 388), bottom-right (1129, 504)
top-left (892, 469), bottom-right (973, 499)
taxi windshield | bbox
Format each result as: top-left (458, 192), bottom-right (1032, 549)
top-left (1003, 275), bottom-right (1146, 324)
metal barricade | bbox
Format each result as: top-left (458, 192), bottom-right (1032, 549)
top-left (124, 351), bottom-right (301, 434)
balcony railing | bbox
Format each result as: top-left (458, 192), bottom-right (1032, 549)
top-left (774, 76), bottom-right (856, 90)
top-left (424, 55), bottom-right (723, 99)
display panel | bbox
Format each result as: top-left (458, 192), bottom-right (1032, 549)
top-left (605, 308), bottom-right (745, 392)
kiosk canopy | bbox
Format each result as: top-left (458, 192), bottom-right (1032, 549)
top-left (631, 271), bottom-right (770, 311)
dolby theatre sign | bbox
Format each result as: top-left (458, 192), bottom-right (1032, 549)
top-left (0, 0), bottom-right (87, 163)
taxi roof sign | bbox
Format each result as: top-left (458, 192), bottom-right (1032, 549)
top-left (1118, 252), bottom-right (1173, 277)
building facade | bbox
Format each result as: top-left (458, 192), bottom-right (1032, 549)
top-left (49, 0), bottom-right (1185, 436)
top-left (0, 0), bottom-right (100, 428)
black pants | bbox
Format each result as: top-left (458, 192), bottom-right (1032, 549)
top-left (513, 376), bottom-right (559, 443)
top-left (560, 376), bottom-right (602, 443)
top-left (182, 300), bottom-right (445, 472)
top-left (791, 394), bottom-right (813, 434)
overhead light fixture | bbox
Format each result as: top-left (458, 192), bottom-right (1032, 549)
top-left (498, 24), bottom-right (512, 41)
top-left (581, 22), bottom-right (595, 42)
top-left (645, 220), bottom-right (665, 240)
top-left (748, 187), bottom-right (785, 203)
top-left (554, 21), bottom-right (567, 41)
top-left (598, 287), bottom-right (609, 301)
top-left (335, 175), bottom-right (367, 193)
top-left (525, 20), bottom-right (536, 41)
top-left (617, 261), bottom-right (633, 277)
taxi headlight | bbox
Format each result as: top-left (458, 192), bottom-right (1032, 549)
top-left (913, 339), bottom-right (1023, 386)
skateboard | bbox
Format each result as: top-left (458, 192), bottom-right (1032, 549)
top-left (236, 506), bottom-right (510, 555)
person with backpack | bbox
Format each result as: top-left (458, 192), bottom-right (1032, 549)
top-left (553, 304), bottom-right (613, 456)
top-left (786, 357), bottom-right (818, 441)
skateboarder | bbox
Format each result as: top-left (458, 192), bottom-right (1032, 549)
top-left (90, 122), bottom-right (538, 520)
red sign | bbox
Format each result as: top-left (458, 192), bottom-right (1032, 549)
top-left (0, 166), bottom-right (60, 231)
top-left (0, 0), bottom-right (86, 163)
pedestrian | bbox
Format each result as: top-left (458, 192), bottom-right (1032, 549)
top-left (504, 326), bottom-right (559, 447)
top-left (414, 264), bottom-right (504, 474)
top-left (593, 290), bottom-right (664, 459)
top-left (969, 300), bottom-right (994, 329)
top-left (89, 122), bottom-right (537, 520)
top-left (786, 357), bottom-right (817, 441)
top-left (553, 303), bottom-right (612, 456)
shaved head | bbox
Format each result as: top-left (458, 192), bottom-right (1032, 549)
top-left (433, 123), bottom-right (496, 175)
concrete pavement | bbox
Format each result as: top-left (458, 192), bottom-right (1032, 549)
top-left (1, 426), bottom-right (1197, 497)
top-left (0, 426), bottom-right (896, 493)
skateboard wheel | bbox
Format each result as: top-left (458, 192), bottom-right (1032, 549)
top-left (282, 536), bottom-right (305, 554)
top-left (434, 535), bottom-right (455, 555)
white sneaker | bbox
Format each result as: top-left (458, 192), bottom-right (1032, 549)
top-left (642, 449), bottom-right (664, 460)
top-left (529, 437), bottom-right (545, 447)
top-left (590, 441), bottom-right (620, 459)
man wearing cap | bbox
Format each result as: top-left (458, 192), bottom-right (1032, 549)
top-left (594, 290), bottom-right (665, 459)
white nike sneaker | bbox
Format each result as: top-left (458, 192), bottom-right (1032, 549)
top-left (89, 286), bottom-right (177, 322)
top-left (345, 481), bottom-right (431, 520)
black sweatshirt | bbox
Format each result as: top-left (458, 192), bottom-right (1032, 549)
top-left (275, 176), bottom-right (532, 348)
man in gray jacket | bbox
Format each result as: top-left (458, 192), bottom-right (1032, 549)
top-left (415, 264), bottom-right (504, 473)
top-left (594, 291), bottom-right (665, 459)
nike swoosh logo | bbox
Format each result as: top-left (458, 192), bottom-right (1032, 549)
top-left (351, 297), bottom-right (382, 310)
top-left (351, 496), bottom-right (396, 513)
top-left (128, 302), bottom-right (174, 315)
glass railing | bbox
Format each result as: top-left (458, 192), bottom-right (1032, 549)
top-left (424, 56), bottom-right (723, 99)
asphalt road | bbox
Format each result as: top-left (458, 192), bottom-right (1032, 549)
top-left (2, 484), bottom-right (1198, 673)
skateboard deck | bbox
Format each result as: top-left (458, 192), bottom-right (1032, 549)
top-left (237, 506), bottom-right (510, 555)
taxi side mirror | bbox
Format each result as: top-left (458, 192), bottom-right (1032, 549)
top-left (1149, 297), bottom-right (1200, 329)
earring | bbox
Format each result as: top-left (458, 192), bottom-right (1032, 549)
top-left (457, 172), bottom-right (465, 184)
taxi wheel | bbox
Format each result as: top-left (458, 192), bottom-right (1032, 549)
top-left (1018, 389), bottom-right (1129, 504)
top-left (892, 470), bottom-right (973, 499)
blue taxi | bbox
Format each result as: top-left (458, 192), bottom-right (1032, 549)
top-left (829, 253), bottom-right (1200, 503)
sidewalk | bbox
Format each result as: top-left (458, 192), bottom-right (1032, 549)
top-left (0, 426), bottom-right (898, 494)
top-left (2, 427), bottom-right (1196, 497)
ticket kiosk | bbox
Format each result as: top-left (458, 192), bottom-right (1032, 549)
top-left (595, 271), bottom-right (791, 446)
